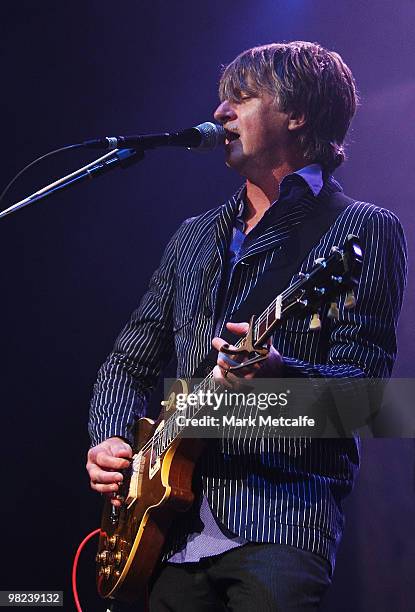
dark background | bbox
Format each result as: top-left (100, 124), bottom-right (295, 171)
top-left (1, 1), bottom-right (414, 610)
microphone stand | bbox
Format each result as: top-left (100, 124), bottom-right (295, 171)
top-left (0, 147), bottom-right (144, 220)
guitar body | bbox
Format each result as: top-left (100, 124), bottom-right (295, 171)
top-left (96, 379), bottom-right (204, 602)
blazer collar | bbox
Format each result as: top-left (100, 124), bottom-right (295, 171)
top-left (204, 174), bottom-right (343, 272)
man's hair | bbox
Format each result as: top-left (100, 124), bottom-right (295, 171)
top-left (219, 41), bottom-right (358, 171)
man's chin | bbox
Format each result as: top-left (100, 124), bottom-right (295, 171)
top-left (224, 152), bottom-right (246, 174)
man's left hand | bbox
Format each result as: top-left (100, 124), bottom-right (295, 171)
top-left (212, 321), bottom-right (283, 389)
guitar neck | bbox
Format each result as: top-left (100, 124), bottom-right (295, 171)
top-left (153, 239), bottom-right (360, 455)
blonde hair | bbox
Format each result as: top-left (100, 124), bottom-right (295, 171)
top-left (219, 42), bottom-right (359, 171)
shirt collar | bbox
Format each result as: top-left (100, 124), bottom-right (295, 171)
top-left (292, 163), bottom-right (323, 197)
top-left (236, 163), bottom-right (323, 222)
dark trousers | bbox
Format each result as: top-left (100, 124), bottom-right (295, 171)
top-left (149, 543), bottom-right (332, 611)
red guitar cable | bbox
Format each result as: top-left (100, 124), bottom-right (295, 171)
top-left (72, 528), bottom-right (101, 612)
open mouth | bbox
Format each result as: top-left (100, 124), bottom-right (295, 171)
top-left (224, 129), bottom-right (240, 144)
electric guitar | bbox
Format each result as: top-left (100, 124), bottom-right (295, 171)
top-left (96, 234), bottom-right (362, 603)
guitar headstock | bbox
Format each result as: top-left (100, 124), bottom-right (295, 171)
top-left (280, 234), bottom-right (363, 329)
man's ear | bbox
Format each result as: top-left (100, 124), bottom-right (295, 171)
top-left (287, 111), bottom-right (306, 132)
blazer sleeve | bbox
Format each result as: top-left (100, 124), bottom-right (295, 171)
top-left (88, 221), bottom-right (187, 446)
top-left (281, 208), bottom-right (408, 379)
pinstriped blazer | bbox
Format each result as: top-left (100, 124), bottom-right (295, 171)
top-left (89, 175), bottom-right (407, 568)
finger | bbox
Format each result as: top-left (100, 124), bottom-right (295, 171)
top-left (94, 452), bottom-right (131, 470)
top-left (218, 352), bottom-right (241, 368)
top-left (109, 444), bottom-right (133, 460)
top-left (217, 354), bottom-right (262, 376)
top-left (217, 356), bottom-right (242, 375)
top-left (212, 321), bottom-right (249, 352)
top-left (225, 321), bottom-right (249, 336)
top-left (212, 336), bottom-right (232, 352)
top-left (87, 443), bottom-right (131, 466)
top-left (91, 481), bottom-right (121, 494)
top-left (88, 466), bottom-right (124, 485)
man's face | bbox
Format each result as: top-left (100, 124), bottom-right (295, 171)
top-left (213, 90), bottom-right (291, 178)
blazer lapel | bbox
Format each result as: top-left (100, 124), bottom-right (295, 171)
top-left (238, 175), bottom-right (342, 264)
top-left (239, 194), bottom-right (315, 265)
top-left (195, 189), bottom-right (241, 312)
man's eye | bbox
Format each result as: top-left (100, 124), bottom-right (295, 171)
top-left (237, 95), bottom-right (252, 104)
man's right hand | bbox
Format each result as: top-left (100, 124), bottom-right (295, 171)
top-left (86, 437), bottom-right (132, 506)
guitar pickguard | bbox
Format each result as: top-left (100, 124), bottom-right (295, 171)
top-left (125, 451), bottom-right (145, 508)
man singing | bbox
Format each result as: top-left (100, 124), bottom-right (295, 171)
top-left (87, 42), bottom-right (407, 610)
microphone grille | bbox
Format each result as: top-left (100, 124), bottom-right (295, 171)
top-left (194, 122), bottom-right (225, 150)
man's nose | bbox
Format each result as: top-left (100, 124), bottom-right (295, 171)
top-left (214, 100), bottom-right (237, 124)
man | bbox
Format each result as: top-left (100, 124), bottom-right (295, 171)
top-left (87, 42), bottom-right (407, 610)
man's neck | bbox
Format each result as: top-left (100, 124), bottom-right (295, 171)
top-left (244, 160), bottom-right (305, 232)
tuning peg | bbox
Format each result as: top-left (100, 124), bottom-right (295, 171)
top-left (328, 301), bottom-right (339, 319)
top-left (344, 289), bottom-right (356, 309)
top-left (309, 312), bottom-right (322, 331)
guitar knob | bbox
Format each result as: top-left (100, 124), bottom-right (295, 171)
top-left (309, 312), bottom-right (321, 331)
top-left (344, 289), bottom-right (356, 309)
top-left (96, 550), bottom-right (113, 565)
top-left (328, 301), bottom-right (339, 319)
top-left (99, 565), bottom-right (113, 580)
top-left (96, 551), bottom-right (104, 564)
top-left (114, 551), bottom-right (123, 566)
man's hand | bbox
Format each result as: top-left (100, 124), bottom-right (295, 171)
top-left (212, 321), bottom-right (283, 389)
top-left (86, 436), bottom-right (132, 506)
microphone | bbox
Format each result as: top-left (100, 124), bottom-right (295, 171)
top-left (82, 122), bottom-right (225, 151)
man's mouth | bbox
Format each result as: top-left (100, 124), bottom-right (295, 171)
top-left (224, 129), bottom-right (240, 144)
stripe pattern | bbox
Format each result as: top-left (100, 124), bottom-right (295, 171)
top-left (89, 176), bottom-right (407, 569)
